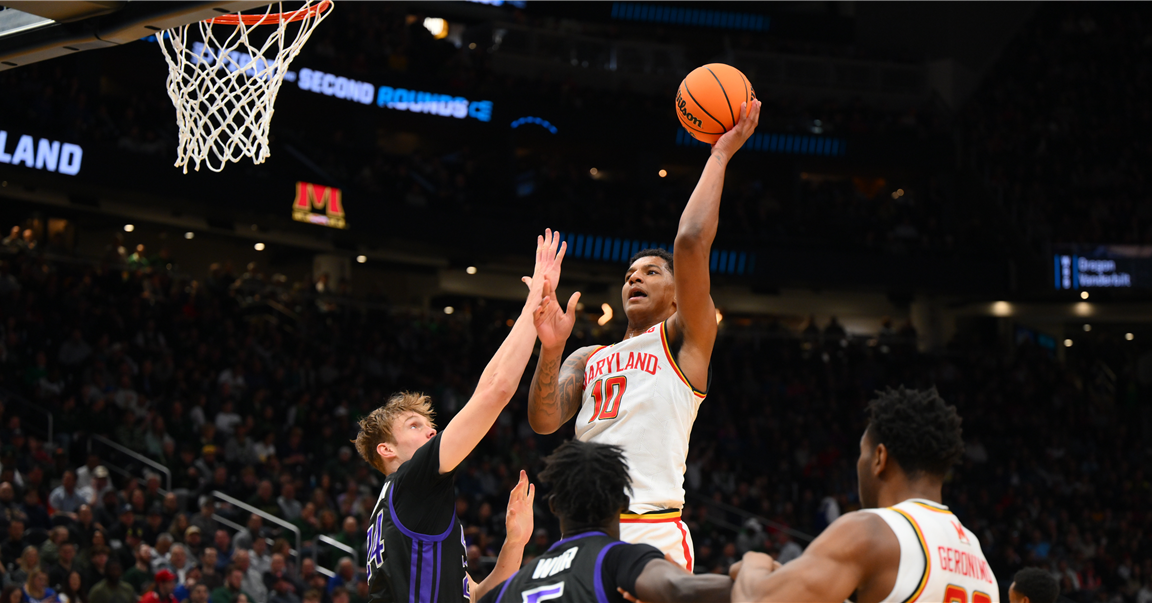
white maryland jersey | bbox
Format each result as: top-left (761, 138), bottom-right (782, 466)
top-left (863, 499), bottom-right (999, 603)
top-left (574, 321), bottom-right (706, 513)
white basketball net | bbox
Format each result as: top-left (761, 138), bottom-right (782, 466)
top-left (156, 1), bottom-right (333, 173)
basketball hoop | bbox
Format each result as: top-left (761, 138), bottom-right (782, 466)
top-left (156, 1), bottom-right (333, 173)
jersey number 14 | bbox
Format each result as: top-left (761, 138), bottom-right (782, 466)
top-left (588, 376), bottom-right (628, 422)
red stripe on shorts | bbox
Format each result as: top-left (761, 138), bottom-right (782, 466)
top-left (675, 519), bottom-right (693, 572)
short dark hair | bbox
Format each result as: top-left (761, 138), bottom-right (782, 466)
top-left (539, 440), bottom-right (631, 526)
top-left (1012, 568), bottom-right (1059, 603)
top-left (627, 248), bottom-right (673, 274)
top-left (866, 386), bottom-right (964, 478)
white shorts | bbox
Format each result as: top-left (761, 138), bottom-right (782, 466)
top-left (619, 511), bottom-right (695, 572)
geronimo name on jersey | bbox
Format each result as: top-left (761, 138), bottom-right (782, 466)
top-left (863, 499), bottom-right (1000, 603)
top-left (366, 433), bottom-right (469, 603)
top-left (574, 321), bottom-right (706, 513)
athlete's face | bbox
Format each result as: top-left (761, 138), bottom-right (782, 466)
top-left (622, 256), bottom-right (675, 323)
top-left (857, 427), bottom-right (881, 509)
top-left (386, 412), bottom-right (437, 466)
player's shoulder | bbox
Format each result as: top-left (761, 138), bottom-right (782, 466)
top-left (811, 511), bottom-right (900, 558)
top-left (567, 344), bottom-right (605, 365)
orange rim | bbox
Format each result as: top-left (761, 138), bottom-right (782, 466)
top-left (207, 0), bottom-right (331, 26)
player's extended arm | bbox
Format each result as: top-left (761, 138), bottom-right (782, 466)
top-left (670, 101), bottom-right (760, 381)
top-left (439, 232), bottom-right (559, 473)
top-left (631, 558), bottom-right (733, 603)
top-left (471, 471), bottom-right (535, 603)
top-left (526, 231), bottom-right (590, 434)
top-left (732, 512), bottom-right (894, 603)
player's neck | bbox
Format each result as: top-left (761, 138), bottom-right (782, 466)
top-left (623, 313), bottom-right (672, 340)
top-left (877, 478), bottom-right (943, 509)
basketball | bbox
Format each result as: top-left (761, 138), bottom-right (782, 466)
top-left (675, 63), bottom-right (756, 144)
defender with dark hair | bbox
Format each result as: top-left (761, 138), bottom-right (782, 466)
top-left (526, 100), bottom-right (763, 570)
top-left (478, 440), bottom-right (732, 603)
top-left (356, 231), bottom-right (563, 603)
top-left (1009, 568), bottom-right (1059, 603)
top-left (734, 386), bottom-right (1000, 603)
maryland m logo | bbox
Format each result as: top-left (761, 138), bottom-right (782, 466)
top-left (292, 182), bottom-right (347, 229)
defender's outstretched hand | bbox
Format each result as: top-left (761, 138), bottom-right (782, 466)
top-left (521, 228), bottom-right (565, 308)
top-left (711, 99), bottom-right (761, 164)
top-left (521, 229), bottom-right (580, 349)
top-left (472, 470), bottom-right (537, 603)
top-left (504, 470), bottom-right (536, 548)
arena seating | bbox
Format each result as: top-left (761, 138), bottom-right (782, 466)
top-left (0, 242), bottom-right (1148, 602)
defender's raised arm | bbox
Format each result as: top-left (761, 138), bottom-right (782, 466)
top-left (526, 229), bottom-right (591, 434)
top-left (438, 230), bottom-right (561, 472)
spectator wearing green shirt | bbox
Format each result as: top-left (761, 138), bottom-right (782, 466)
top-left (289, 505), bottom-right (318, 546)
top-left (121, 545), bottom-right (153, 595)
top-left (211, 568), bottom-right (253, 603)
top-left (331, 518), bottom-right (364, 564)
top-left (88, 560), bottom-right (137, 603)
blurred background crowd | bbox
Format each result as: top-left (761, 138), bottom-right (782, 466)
top-left (1, 242), bottom-right (1150, 603)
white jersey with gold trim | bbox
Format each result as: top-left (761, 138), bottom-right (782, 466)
top-left (862, 498), bottom-right (999, 603)
top-left (574, 321), bottom-right (706, 513)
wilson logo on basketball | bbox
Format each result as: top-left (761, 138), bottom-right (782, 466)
top-left (676, 90), bottom-right (703, 128)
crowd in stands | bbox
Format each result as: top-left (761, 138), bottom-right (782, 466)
top-left (0, 228), bottom-right (1149, 603)
top-left (963, 3), bottom-right (1152, 248)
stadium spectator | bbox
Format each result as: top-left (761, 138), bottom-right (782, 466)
top-left (20, 492), bottom-right (49, 532)
top-left (121, 544), bottom-right (154, 594)
top-left (86, 560), bottom-right (134, 603)
top-left (261, 555), bottom-right (298, 598)
top-left (47, 543), bottom-right (78, 591)
top-left (196, 549), bottom-right (222, 592)
top-left (211, 567), bottom-right (254, 603)
top-left (267, 576), bottom-right (299, 603)
top-left (248, 539), bottom-right (271, 576)
top-left (188, 504), bottom-right (215, 541)
top-left (231, 516), bottom-right (263, 553)
top-left (180, 528), bottom-right (202, 561)
top-left (144, 514), bottom-right (169, 551)
top-left (324, 559), bottom-right (355, 596)
top-left (230, 550), bottom-right (266, 603)
top-left (56, 571), bottom-right (86, 603)
top-left (186, 583), bottom-right (209, 603)
top-left (49, 473), bottom-right (85, 518)
top-left (274, 487), bottom-right (300, 522)
top-left (39, 528), bottom-right (69, 567)
top-left (80, 548), bottom-right (108, 593)
top-left (6, 547), bottom-right (39, 591)
top-left (211, 532), bottom-right (233, 572)
top-left (21, 568), bottom-right (56, 603)
top-left (139, 570), bottom-right (177, 603)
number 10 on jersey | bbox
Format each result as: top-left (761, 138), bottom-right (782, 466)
top-left (588, 376), bottom-right (628, 422)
